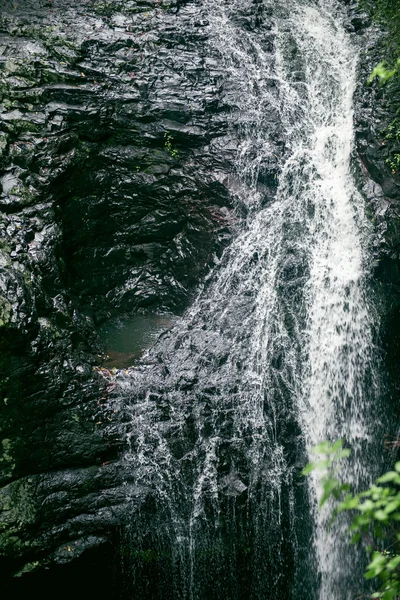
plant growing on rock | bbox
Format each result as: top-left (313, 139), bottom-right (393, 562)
top-left (164, 132), bottom-right (178, 158)
top-left (385, 152), bottom-right (400, 174)
top-left (303, 441), bottom-right (400, 600)
top-left (368, 61), bottom-right (400, 85)
top-left (360, 0), bottom-right (400, 59)
top-left (361, 0), bottom-right (400, 84)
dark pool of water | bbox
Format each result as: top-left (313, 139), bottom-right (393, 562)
top-left (98, 313), bottom-right (178, 368)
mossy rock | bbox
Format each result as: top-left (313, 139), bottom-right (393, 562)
top-left (0, 439), bottom-right (15, 480)
top-left (0, 477), bottom-right (37, 555)
top-left (0, 297), bottom-right (13, 328)
top-left (0, 134), bottom-right (9, 158)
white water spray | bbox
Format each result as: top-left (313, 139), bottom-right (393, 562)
top-left (120, 1), bottom-right (379, 597)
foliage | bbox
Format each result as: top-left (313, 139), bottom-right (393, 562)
top-left (368, 62), bottom-right (400, 85)
top-left (382, 119), bottom-right (400, 173)
top-left (302, 440), bottom-right (351, 507)
top-left (384, 120), bottom-right (400, 143)
top-left (164, 132), bottom-right (178, 158)
top-left (361, 0), bottom-right (400, 83)
top-left (385, 153), bottom-right (400, 174)
top-left (360, 0), bottom-right (400, 173)
top-left (360, 0), bottom-right (400, 57)
top-left (303, 441), bottom-right (400, 600)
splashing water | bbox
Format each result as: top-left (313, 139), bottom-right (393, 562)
top-left (117, 1), bottom-right (381, 598)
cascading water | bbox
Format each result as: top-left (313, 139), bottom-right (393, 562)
top-left (116, 0), bottom-right (382, 598)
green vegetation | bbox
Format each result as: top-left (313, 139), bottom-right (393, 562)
top-left (386, 152), bottom-right (400, 174)
top-left (368, 61), bottom-right (400, 85)
top-left (360, 0), bottom-right (400, 56)
top-left (164, 132), bottom-right (178, 159)
top-left (357, 0), bottom-right (400, 173)
top-left (359, 0), bottom-right (399, 82)
top-left (303, 441), bottom-right (400, 600)
top-left (360, 0), bottom-right (400, 81)
top-left (362, 1), bottom-right (400, 40)
top-left (382, 120), bottom-right (400, 172)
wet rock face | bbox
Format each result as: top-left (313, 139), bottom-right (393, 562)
top-left (0, 0), bottom-right (242, 587)
top-left (0, 0), bottom-right (235, 321)
top-left (351, 11), bottom-right (400, 407)
top-left (2, 0), bottom-right (399, 593)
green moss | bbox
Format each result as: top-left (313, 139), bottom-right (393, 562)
top-left (0, 134), bottom-right (8, 157)
top-left (0, 439), bottom-right (15, 480)
top-left (0, 480), bottom-right (36, 525)
top-left (1, 98), bottom-right (14, 111)
top-left (0, 298), bottom-right (13, 328)
top-left (4, 59), bottom-right (20, 74)
top-left (0, 478), bottom-right (37, 554)
top-left (378, 114), bottom-right (400, 174)
top-left (0, 531), bottom-right (26, 554)
top-left (8, 184), bottom-right (37, 206)
top-left (5, 63), bottom-right (35, 82)
top-left (386, 152), bottom-right (400, 173)
top-left (5, 119), bottom-right (40, 135)
top-left (94, 0), bottom-right (160, 16)
top-left (384, 118), bottom-right (400, 143)
top-left (360, 0), bottom-right (400, 59)
top-left (0, 239), bottom-right (11, 252)
top-left (94, 1), bottom-right (117, 17)
top-left (14, 560), bottom-right (41, 577)
top-left (164, 132), bottom-right (178, 159)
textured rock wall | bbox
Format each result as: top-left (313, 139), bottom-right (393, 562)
top-left (0, 0), bottom-right (238, 589)
top-left (1, 0), bottom-right (400, 595)
top-left (350, 1), bottom-right (400, 412)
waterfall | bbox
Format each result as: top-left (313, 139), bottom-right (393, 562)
top-left (117, 0), bottom-right (381, 598)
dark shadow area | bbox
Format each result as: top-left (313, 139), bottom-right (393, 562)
top-left (1, 543), bottom-right (122, 600)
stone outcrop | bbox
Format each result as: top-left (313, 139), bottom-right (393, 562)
top-left (0, 0), bottom-right (238, 591)
top-left (350, 1), bottom-right (400, 409)
top-left (1, 0), bottom-right (400, 596)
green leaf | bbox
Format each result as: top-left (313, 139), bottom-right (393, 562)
top-left (312, 441), bottom-right (332, 455)
top-left (331, 439), bottom-right (344, 452)
top-left (384, 499), bottom-right (400, 515)
top-left (368, 62), bottom-right (396, 84)
top-left (355, 514), bottom-right (371, 526)
top-left (336, 448), bottom-right (351, 460)
top-left (301, 463), bottom-right (315, 476)
top-left (320, 482), bottom-right (338, 507)
top-left (339, 495), bottom-right (359, 511)
top-left (374, 510), bottom-right (388, 522)
top-left (377, 472), bottom-right (400, 484)
top-left (359, 499), bottom-right (374, 512)
top-left (387, 556), bottom-right (400, 572)
top-left (369, 551), bottom-right (387, 566)
top-left (359, 490), bottom-right (373, 498)
top-left (351, 532), bottom-right (361, 544)
top-left (301, 459), bottom-right (331, 475)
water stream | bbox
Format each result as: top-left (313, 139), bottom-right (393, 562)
top-left (116, 0), bottom-right (382, 597)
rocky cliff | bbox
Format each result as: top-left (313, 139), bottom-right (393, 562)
top-left (0, 0), bottom-right (239, 594)
top-left (0, 0), bottom-right (399, 598)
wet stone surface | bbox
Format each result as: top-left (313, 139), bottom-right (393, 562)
top-left (0, 0), bottom-right (245, 586)
top-left (351, 1), bottom-right (400, 411)
top-left (0, 0), bottom-right (400, 594)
